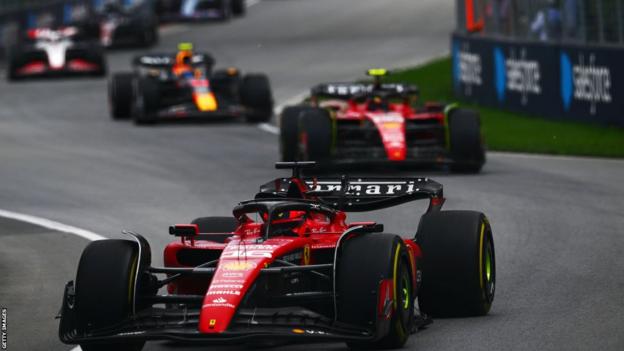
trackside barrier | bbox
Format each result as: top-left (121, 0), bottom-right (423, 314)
top-left (452, 33), bottom-right (624, 127)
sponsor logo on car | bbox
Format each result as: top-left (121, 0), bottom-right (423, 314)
top-left (207, 290), bottom-right (241, 295)
top-left (292, 328), bottom-right (328, 335)
top-left (222, 261), bottom-right (256, 271)
top-left (210, 284), bottom-right (243, 289)
top-left (222, 272), bottom-right (244, 278)
top-left (212, 297), bottom-right (227, 303)
top-left (307, 180), bottom-right (422, 196)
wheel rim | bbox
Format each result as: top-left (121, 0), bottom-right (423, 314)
top-left (482, 231), bottom-right (495, 303)
top-left (397, 263), bottom-right (412, 326)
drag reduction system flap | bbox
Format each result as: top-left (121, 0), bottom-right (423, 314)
top-left (257, 162), bottom-right (443, 212)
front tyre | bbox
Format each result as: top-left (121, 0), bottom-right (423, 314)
top-left (279, 106), bottom-right (314, 161)
top-left (74, 240), bottom-right (146, 351)
top-left (337, 234), bottom-right (414, 349)
top-left (416, 211), bottom-right (495, 317)
top-left (109, 72), bottom-right (135, 119)
top-left (133, 77), bottom-right (160, 125)
top-left (447, 108), bottom-right (485, 173)
top-left (299, 108), bottom-right (332, 163)
top-left (231, 0), bottom-right (245, 15)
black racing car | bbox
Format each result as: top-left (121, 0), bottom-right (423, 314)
top-left (109, 50), bottom-right (273, 124)
top-left (84, 1), bottom-right (159, 48)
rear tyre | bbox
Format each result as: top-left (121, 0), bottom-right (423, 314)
top-left (109, 72), bottom-right (135, 119)
top-left (447, 108), bottom-right (485, 173)
top-left (191, 216), bottom-right (238, 233)
top-left (279, 106), bottom-right (313, 161)
top-left (299, 108), bottom-right (332, 163)
top-left (220, 0), bottom-right (233, 20)
top-left (231, 0), bottom-right (245, 15)
top-left (88, 44), bottom-right (107, 77)
top-left (141, 25), bottom-right (159, 47)
top-left (241, 74), bottom-right (273, 123)
top-left (133, 77), bottom-right (160, 125)
top-left (6, 46), bottom-right (22, 81)
top-left (415, 211), bottom-right (495, 317)
top-left (337, 234), bottom-right (414, 349)
top-left (74, 240), bottom-right (146, 351)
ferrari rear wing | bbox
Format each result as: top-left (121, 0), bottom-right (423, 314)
top-left (258, 162), bottom-right (445, 213)
top-left (311, 82), bottom-right (418, 100)
top-left (307, 177), bottom-right (443, 212)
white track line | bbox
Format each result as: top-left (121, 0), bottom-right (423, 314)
top-left (0, 210), bottom-right (103, 351)
top-left (0, 209), bottom-right (105, 241)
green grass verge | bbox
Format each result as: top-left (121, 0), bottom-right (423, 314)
top-left (386, 57), bottom-right (624, 158)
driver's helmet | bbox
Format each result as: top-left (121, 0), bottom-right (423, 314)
top-left (175, 42), bottom-right (194, 65)
top-left (265, 210), bottom-right (306, 237)
top-left (367, 95), bottom-right (390, 112)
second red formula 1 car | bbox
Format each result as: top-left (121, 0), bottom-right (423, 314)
top-left (280, 69), bottom-right (486, 173)
top-left (58, 161), bottom-right (495, 350)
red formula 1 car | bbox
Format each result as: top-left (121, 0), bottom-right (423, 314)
top-left (6, 27), bottom-right (106, 80)
top-left (58, 162), bottom-right (495, 351)
top-left (280, 69), bottom-right (486, 172)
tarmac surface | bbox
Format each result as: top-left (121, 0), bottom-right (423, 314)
top-left (0, 1), bottom-right (623, 350)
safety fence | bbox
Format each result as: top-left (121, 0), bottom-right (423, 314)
top-left (457, 0), bottom-right (624, 45)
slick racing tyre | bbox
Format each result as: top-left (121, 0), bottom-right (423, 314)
top-left (109, 72), bottom-right (135, 119)
top-left (279, 106), bottom-right (314, 161)
top-left (6, 47), bottom-right (23, 81)
top-left (241, 74), bottom-right (273, 123)
top-left (232, 0), bottom-right (246, 15)
top-left (415, 211), bottom-right (495, 317)
top-left (299, 108), bottom-right (333, 163)
top-left (74, 240), bottom-right (146, 351)
top-left (133, 77), bottom-right (160, 124)
top-left (87, 44), bottom-right (107, 77)
top-left (140, 25), bottom-right (159, 47)
top-left (447, 108), bottom-right (485, 173)
top-left (337, 234), bottom-right (414, 349)
top-left (220, 0), bottom-right (233, 20)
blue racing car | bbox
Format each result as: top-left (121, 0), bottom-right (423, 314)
top-left (156, 0), bottom-right (245, 21)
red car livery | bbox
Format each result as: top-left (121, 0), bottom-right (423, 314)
top-left (280, 69), bottom-right (486, 173)
top-left (58, 162), bottom-right (496, 350)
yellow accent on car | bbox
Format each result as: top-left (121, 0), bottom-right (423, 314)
top-left (367, 68), bottom-right (388, 76)
top-left (178, 42), bottom-right (193, 51)
top-left (478, 222), bottom-right (485, 291)
top-left (392, 244), bottom-right (401, 309)
top-left (195, 93), bottom-right (218, 112)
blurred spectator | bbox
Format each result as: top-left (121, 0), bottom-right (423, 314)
top-left (530, 0), bottom-right (562, 41)
top-left (562, 0), bottom-right (579, 38)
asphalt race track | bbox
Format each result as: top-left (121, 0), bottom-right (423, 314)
top-left (0, 0), bottom-right (623, 350)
